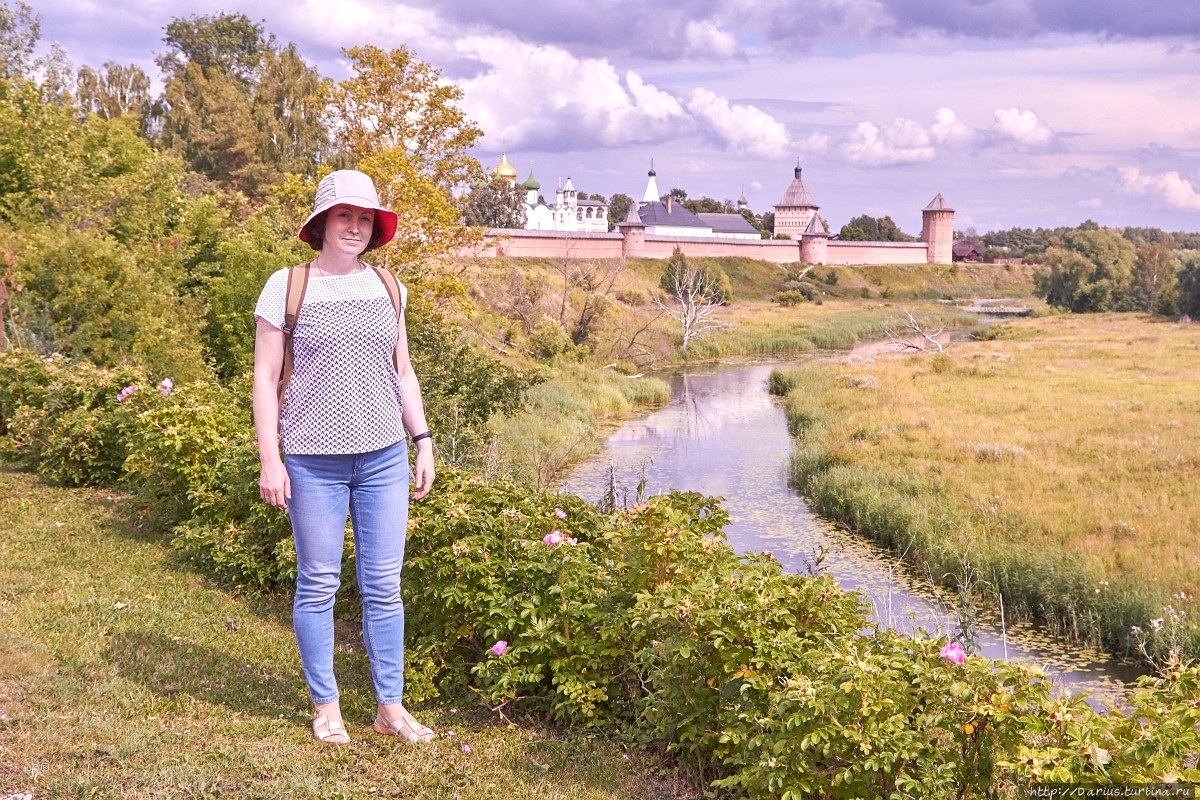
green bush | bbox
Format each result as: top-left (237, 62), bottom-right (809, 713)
top-left (773, 290), bottom-right (807, 306)
top-left (0, 349), bottom-right (55, 434)
top-left (528, 315), bottom-right (580, 361)
top-left (6, 357), bottom-right (149, 486)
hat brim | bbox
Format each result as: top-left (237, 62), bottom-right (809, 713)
top-left (298, 197), bottom-right (398, 249)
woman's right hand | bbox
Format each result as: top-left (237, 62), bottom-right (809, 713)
top-left (260, 458), bottom-right (291, 509)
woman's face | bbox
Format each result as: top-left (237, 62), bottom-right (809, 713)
top-left (322, 204), bottom-right (376, 256)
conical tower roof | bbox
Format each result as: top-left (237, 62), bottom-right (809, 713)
top-left (619, 202), bottom-right (644, 227)
top-left (775, 165), bottom-right (818, 208)
top-left (924, 193), bottom-right (954, 212)
top-left (803, 213), bottom-right (830, 236)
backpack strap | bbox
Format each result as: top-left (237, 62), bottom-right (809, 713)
top-left (277, 262), bottom-right (312, 404)
top-left (369, 265), bottom-right (405, 372)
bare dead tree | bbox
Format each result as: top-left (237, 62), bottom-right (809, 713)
top-left (554, 234), bottom-right (580, 325)
top-left (885, 308), bottom-right (946, 352)
top-left (505, 266), bottom-right (547, 334)
top-left (607, 306), bottom-right (666, 363)
top-left (653, 252), bottom-right (728, 351)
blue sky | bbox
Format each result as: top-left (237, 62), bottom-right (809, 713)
top-left (34, 0), bottom-right (1200, 234)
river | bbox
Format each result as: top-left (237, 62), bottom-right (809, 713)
top-left (558, 358), bottom-right (1142, 706)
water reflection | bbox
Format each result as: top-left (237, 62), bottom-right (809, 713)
top-left (560, 359), bottom-right (1142, 705)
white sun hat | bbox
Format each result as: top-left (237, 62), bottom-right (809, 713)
top-left (298, 169), bottom-right (398, 248)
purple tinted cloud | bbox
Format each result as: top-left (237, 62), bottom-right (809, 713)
top-left (434, 0), bottom-right (744, 62)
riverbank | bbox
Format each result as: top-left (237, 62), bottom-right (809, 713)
top-left (770, 312), bottom-right (1200, 662)
top-left (469, 255), bottom-right (1037, 490)
top-left (490, 300), bottom-right (982, 489)
top-left (0, 465), bottom-right (684, 800)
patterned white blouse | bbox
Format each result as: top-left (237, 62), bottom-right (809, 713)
top-left (255, 266), bottom-right (409, 455)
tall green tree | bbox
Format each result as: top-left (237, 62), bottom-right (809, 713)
top-left (325, 45), bottom-right (485, 270)
top-left (459, 178), bottom-right (526, 229)
top-left (839, 214), bottom-right (915, 242)
top-left (251, 44), bottom-right (330, 179)
top-left (330, 45), bottom-right (481, 185)
top-left (0, 0), bottom-right (38, 80)
top-left (156, 14), bottom-right (328, 196)
top-left (1033, 227), bottom-right (1135, 313)
top-left (77, 61), bottom-right (151, 122)
top-left (1130, 242), bottom-right (1177, 314)
top-left (607, 192), bottom-right (633, 228)
top-left (156, 14), bottom-right (268, 192)
top-left (1175, 251), bottom-right (1200, 318)
top-left (156, 12), bottom-right (266, 82)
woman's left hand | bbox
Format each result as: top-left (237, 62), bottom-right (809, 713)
top-left (411, 446), bottom-right (435, 500)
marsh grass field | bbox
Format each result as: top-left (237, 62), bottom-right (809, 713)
top-left (0, 466), bottom-right (685, 800)
top-left (773, 313), bottom-right (1200, 659)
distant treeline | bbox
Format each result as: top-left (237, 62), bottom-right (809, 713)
top-left (974, 220), bottom-right (1200, 261)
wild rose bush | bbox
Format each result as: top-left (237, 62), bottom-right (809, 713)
top-left (2, 352), bottom-right (148, 486)
top-left (1, 352), bottom-right (1198, 795)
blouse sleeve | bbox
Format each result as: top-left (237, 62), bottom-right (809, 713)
top-left (254, 268), bottom-right (291, 330)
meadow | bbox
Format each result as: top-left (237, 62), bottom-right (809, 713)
top-left (772, 312), bottom-right (1200, 659)
top-left (0, 465), bottom-right (682, 800)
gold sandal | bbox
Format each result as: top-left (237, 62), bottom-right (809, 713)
top-left (312, 714), bottom-right (351, 745)
top-left (372, 714), bottom-right (435, 743)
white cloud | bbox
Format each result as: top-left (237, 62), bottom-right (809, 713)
top-left (626, 71), bottom-right (688, 121)
top-left (684, 21), bottom-right (742, 59)
top-left (930, 107), bottom-right (975, 146)
top-left (454, 36), bottom-right (690, 150)
top-left (1118, 167), bottom-right (1200, 212)
top-left (684, 88), bottom-right (791, 158)
top-left (992, 107), bottom-right (1054, 147)
top-left (842, 118), bottom-right (935, 166)
top-left (795, 131), bottom-right (830, 152)
top-left (282, 1), bottom-right (446, 58)
top-left (454, 35), bottom-right (789, 160)
top-left (1079, 197), bottom-right (1103, 209)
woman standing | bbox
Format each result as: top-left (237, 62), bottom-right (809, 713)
top-left (252, 170), bottom-right (435, 745)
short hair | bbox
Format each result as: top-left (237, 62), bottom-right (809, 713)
top-left (300, 209), bottom-right (388, 254)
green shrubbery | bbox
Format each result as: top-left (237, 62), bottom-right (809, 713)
top-left (2, 352), bottom-right (1198, 793)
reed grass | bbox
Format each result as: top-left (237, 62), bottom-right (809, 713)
top-left (773, 313), bottom-right (1200, 659)
top-left (488, 365), bottom-right (670, 490)
top-left (682, 301), bottom-right (977, 361)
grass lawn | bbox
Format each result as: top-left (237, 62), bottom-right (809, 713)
top-left (775, 312), bottom-right (1199, 654)
top-left (0, 465), bottom-right (685, 800)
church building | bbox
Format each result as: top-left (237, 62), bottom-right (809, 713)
top-left (491, 151), bottom-right (610, 234)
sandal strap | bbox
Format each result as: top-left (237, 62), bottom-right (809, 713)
top-left (374, 716), bottom-right (434, 743)
top-left (313, 714), bottom-right (349, 743)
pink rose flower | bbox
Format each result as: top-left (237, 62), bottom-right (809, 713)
top-left (543, 531), bottom-right (564, 546)
top-left (158, 377), bottom-right (174, 396)
top-left (491, 640), bottom-right (508, 656)
top-left (554, 507), bottom-right (567, 519)
top-left (939, 641), bottom-right (966, 665)
top-left (462, 744), bottom-right (471, 754)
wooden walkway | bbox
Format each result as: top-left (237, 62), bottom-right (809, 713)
top-left (960, 305), bottom-right (1032, 316)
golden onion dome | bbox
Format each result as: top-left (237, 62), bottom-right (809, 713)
top-left (492, 152), bottom-right (518, 181)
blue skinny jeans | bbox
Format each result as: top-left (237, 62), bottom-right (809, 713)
top-left (284, 441), bottom-right (409, 705)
